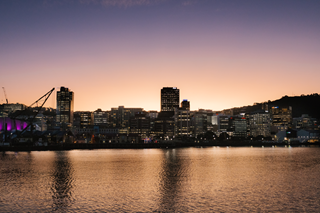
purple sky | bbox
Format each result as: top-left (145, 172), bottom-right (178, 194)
top-left (1, 0), bottom-right (320, 111)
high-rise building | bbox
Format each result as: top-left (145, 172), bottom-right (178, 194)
top-left (231, 116), bottom-right (247, 138)
top-left (181, 99), bottom-right (190, 110)
top-left (247, 110), bottom-right (271, 137)
top-left (270, 106), bottom-right (292, 131)
top-left (219, 115), bottom-right (230, 132)
top-left (161, 87), bottom-right (179, 112)
top-left (174, 100), bottom-right (192, 136)
top-left (193, 111), bottom-right (207, 136)
top-left (56, 87), bottom-right (74, 126)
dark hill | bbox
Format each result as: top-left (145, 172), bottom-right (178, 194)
top-left (222, 93), bottom-right (320, 120)
top-left (270, 94), bottom-right (320, 119)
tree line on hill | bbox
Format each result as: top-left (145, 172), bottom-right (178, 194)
top-left (220, 93), bottom-right (320, 120)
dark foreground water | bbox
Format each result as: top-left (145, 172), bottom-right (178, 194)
top-left (1, 147), bottom-right (320, 212)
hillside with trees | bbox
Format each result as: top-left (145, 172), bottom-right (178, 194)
top-left (221, 93), bottom-right (320, 120)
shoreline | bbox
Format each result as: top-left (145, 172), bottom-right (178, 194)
top-left (1, 141), bottom-right (319, 152)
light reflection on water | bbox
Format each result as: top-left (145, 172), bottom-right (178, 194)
top-left (1, 147), bottom-right (320, 212)
top-left (51, 151), bottom-right (74, 211)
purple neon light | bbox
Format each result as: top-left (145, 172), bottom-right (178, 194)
top-left (0, 118), bottom-right (28, 131)
top-left (16, 120), bottom-right (21, 130)
top-left (7, 122), bottom-right (12, 131)
top-left (0, 118), bottom-right (3, 131)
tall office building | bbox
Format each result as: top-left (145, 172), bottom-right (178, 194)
top-left (193, 111), bottom-right (207, 136)
top-left (231, 116), bottom-right (247, 138)
top-left (181, 99), bottom-right (190, 110)
top-left (270, 106), bottom-right (292, 131)
top-left (174, 100), bottom-right (192, 136)
top-left (56, 87), bottom-right (74, 126)
top-left (219, 115), bottom-right (230, 132)
top-left (247, 110), bottom-right (271, 137)
top-left (161, 87), bottom-right (179, 112)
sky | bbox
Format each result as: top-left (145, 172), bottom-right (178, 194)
top-left (1, 0), bottom-right (320, 112)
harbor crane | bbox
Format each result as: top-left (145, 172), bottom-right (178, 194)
top-left (2, 87), bottom-right (8, 104)
top-left (4, 88), bottom-right (55, 144)
top-left (15, 87), bottom-right (55, 135)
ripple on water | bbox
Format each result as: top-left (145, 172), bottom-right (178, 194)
top-left (1, 148), bottom-right (320, 212)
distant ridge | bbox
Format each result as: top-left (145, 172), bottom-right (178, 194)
top-left (222, 93), bottom-right (320, 120)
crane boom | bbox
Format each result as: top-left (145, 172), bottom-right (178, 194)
top-left (19, 87), bottom-right (55, 135)
top-left (2, 87), bottom-right (8, 104)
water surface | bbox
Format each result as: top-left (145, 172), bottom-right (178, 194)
top-left (1, 147), bottom-right (320, 212)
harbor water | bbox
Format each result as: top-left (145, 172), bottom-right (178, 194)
top-left (1, 147), bottom-right (320, 212)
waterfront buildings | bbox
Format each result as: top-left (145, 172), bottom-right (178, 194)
top-left (93, 109), bottom-right (108, 126)
top-left (148, 111), bottom-right (158, 120)
top-left (1, 103), bottom-right (26, 113)
top-left (181, 99), bottom-right (190, 110)
top-left (129, 111), bottom-right (150, 139)
top-left (292, 114), bottom-right (318, 130)
top-left (56, 87), bottom-right (74, 127)
top-left (193, 111), bottom-right (207, 137)
top-left (231, 116), bottom-right (247, 138)
top-left (219, 115), bottom-right (231, 133)
top-left (153, 87), bottom-right (180, 139)
top-left (153, 111), bottom-right (175, 138)
top-left (80, 111), bottom-right (94, 128)
top-left (161, 87), bottom-right (179, 112)
top-left (297, 129), bottom-right (319, 143)
top-left (174, 100), bottom-right (192, 136)
top-left (110, 106), bottom-right (143, 128)
top-left (247, 110), bottom-right (271, 137)
top-left (3, 85), bottom-right (319, 144)
top-left (270, 106), bottom-right (292, 131)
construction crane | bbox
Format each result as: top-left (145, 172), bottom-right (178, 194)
top-left (14, 87), bottom-right (55, 135)
top-left (7, 88), bottom-right (55, 144)
top-left (2, 87), bottom-right (8, 104)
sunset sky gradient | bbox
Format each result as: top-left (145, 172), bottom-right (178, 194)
top-left (1, 0), bottom-right (320, 111)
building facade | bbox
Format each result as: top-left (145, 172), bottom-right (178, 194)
top-left (247, 110), bottom-right (271, 137)
top-left (56, 87), bottom-right (74, 126)
top-left (161, 87), bottom-right (179, 112)
top-left (193, 111), bottom-right (207, 137)
top-left (80, 111), bottom-right (94, 128)
top-left (231, 116), bottom-right (247, 138)
top-left (293, 114), bottom-right (318, 130)
top-left (93, 109), bottom-right (108, 126)
top-left (270, 106), bottom-right (292, 131)
top-left (129, 112), bottom-right (150, 139)
top-left (153, 111), bottom-right (175, 138)
top-left (174, 100), bottom-right (192, 136)
top-left (219, 115), bottom-right (230, 133)
top-left (110, 106), bottom-right (143, 128)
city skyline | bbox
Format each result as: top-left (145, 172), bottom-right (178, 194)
top-left (2, 86), bottom-right (318, 113)
top-left (1, 0), bottom-right (320, 112)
